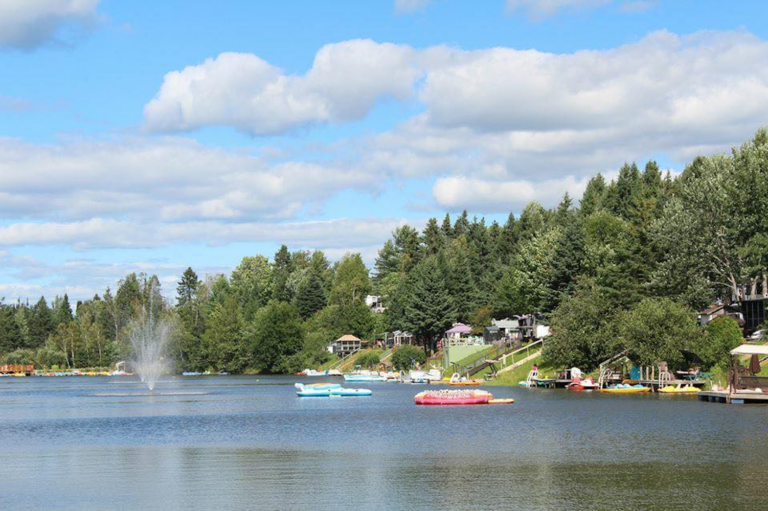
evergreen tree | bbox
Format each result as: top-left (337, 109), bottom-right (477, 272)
top-left (421, 217), bottom-right (443, 255)
top-left (440, 213), bottom-right (453, 238)
top-left (402, 255), bottom-right (457, 353)
top-left (272, 245), bottom-right (294, 302)
top-left (230, 256), bottom-right (273, 320)
top-left (295, 270), bottom-right (327, 319)
top-left (176, 267), bottom-right (200, 307)
top-left (29, 297), bottom-right (54, 349)
top-left (579, 174), bottom-right (606, 217)
top-left (52, 294), bottom-right (73, 327)
top-left (250, 301), bottom-right (304, 373)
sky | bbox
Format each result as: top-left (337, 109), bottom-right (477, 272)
top-left (1, 0), bottom-right (768, 303)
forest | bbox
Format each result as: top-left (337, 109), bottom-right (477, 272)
top-left (1, 129), bottom-right (767, 374)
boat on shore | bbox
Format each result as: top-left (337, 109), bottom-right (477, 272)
top-left (448, 373), bottom-right (482, 386)
top-left (567, 377), bottom-right (599, 391)
top-left (659, 384), bottom-right (700, 394)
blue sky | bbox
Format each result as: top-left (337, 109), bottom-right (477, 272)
top-left (1, 0), bottom-right (768, 301)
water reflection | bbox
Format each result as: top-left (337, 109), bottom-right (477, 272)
top-left (1, 376), bottom-right (767, 510)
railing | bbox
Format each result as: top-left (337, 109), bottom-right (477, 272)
top-left (496, 339), bottom-right (543, 369)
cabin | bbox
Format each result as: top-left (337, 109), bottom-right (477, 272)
top-left (365, 295), bottom-right (385, 314)
top-left (332, 334), bottom-right (363, 357)
top-left (485, 318), bottom-right (523, 346)
top-left (697, 303), bottom-right (744, 327)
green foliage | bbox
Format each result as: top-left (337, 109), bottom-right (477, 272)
top-left (402, 255), bottom-right (456, 352)
top-left (3, 348), bottom-right (35, 364)
top-left (330, 253), bottom-right (372, 307)
top-left (249, 301), bottom-right (304, 373)
top-left (202, 295), bottom-right (248, 373)
top-left (544, 279), bottom-right (620, 371)
top-left (702, 317), bottom-right (743, 369)
top-left (357, 350), bottom-right (382, 369)
top-left (230, 256), bottom-right (273, 320)
top-left (391, 345), bottom-right (427, 371)
top-left (295, 270), bottom-right (327, 320)
top-left (618, 297), bottom-right (702, 371)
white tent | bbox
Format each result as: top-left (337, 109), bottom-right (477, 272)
top-left (730, 344), bottom-right (768, 356)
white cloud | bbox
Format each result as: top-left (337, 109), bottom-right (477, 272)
top-left (0, 218), bottom-right (412, 250)
top-left (394, 0), bottom-right (435, 14)
top-left (144, 40), bottom-right (418, 135)
top-left (0, 0), bottom-right (99, 49)
top-left (433, 175), bottom-right (594, 212)
top-left (506, 0), bottom-right (610, 19)
top-left (0, 136), bottom-right (376, 222)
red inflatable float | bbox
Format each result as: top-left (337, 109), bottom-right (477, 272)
top-left (414, 389), bottom-right (493, 405)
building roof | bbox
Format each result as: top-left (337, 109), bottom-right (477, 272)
top-left (731, 344), bottom-right (768, 356)
top-left (336, 334), bottom-right (361, 342)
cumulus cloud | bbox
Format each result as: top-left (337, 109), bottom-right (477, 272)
top-left (0, 136), bottom-right (376, 222)
top-left (433, 175), bottom-right (595, 212)
top-left (0, 218), bottom-right (412, 250)
top-left (144, 40), bottom-right (418, 135)
top-left (0, 0), bottom-right (100, 49)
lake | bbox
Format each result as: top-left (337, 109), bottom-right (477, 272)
top-left (1, 375), bottom-right (767, 510)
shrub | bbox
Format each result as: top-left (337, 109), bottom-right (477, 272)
top-left (357, 350), bottom-right (381, 369)
top-left (391, 345), bottom-right (427, 371)
top-left (701, 317), bottom-right (743, 369)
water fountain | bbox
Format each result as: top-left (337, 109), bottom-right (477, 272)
top-left (128, 283), bottom-right (174, 391)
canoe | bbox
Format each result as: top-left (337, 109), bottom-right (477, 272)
top-left (488, 398), bottom-right (515, 405)
top-left (602, 385), bottom-right (650, 394)
top-left (659, 385), bottom-right (700, 394)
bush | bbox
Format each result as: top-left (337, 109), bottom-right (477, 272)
top-left (701, 317), bottom-right (743, 369)
top-left (3, 348), bottom-right (35, 365)
top-left (357, 350), bottom-right (381, 369)
top-left (391, 345), bottom-right (427, 371)
top-left (619, 297), bottom-right (701, 371)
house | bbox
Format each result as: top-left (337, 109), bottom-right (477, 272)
top-left (385, 330), bottom-right (414, 348)
top-left (489, 318), bottom-right (522, 344)
top-left (365, 295), bottom-right (386, 314)
top-left (333, 334), bottom-right (363, 356)
top-left (697, 303), bottom-right (744, 327)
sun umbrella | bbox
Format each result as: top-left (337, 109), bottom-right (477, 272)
top-left (750, 353), bottom-right (762, 374)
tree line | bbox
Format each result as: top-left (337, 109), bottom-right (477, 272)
top-left (1, 129), bottom-right (767, 373)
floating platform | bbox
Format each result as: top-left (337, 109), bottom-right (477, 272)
top-left (698, 390), bottom-right (768, 404)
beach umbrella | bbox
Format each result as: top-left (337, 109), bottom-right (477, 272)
top-left (750, 354), bottom-right (762, 374)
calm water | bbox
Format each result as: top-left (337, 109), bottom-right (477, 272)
top-left (1, 376), bottom-right (767, 510)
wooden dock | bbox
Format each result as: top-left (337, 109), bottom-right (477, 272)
top-left (699, 390), bottom-right (768, 404)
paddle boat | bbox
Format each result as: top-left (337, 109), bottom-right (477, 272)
top-left (659, 384), bottom-right (701, 394)
top-left (601, 383), bottom-right (650, 394)
top-left (448, 373), bottom-right (482, 386)
top-left (567, 377), bottom-right (599, 391)
top-left (296, 382), bottom-right (342, 390)
top-left (295, 383), bottom-right (372, 397)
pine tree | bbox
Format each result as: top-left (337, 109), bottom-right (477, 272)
top-left (421, 217), bottom-right (443, 255)
top-left (202, 295), bottom-right (247, 372)
top-left (29, 297), bottom-right (54, 349)
top-left (580, 174), bottom-right (606, 217)
top-left (176, 267), bottom-right (200, 307)
top-left (402, 255), bottom-right (457, 353)
top-left (440, 213), bottom-right (453, 239)
top-left (295, 270), bottom-right (327, 319)
top-left (272, 245), bottom-right (294, 302)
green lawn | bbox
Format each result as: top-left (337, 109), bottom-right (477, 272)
top-left (487, 357), bottom-right (561, 387)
